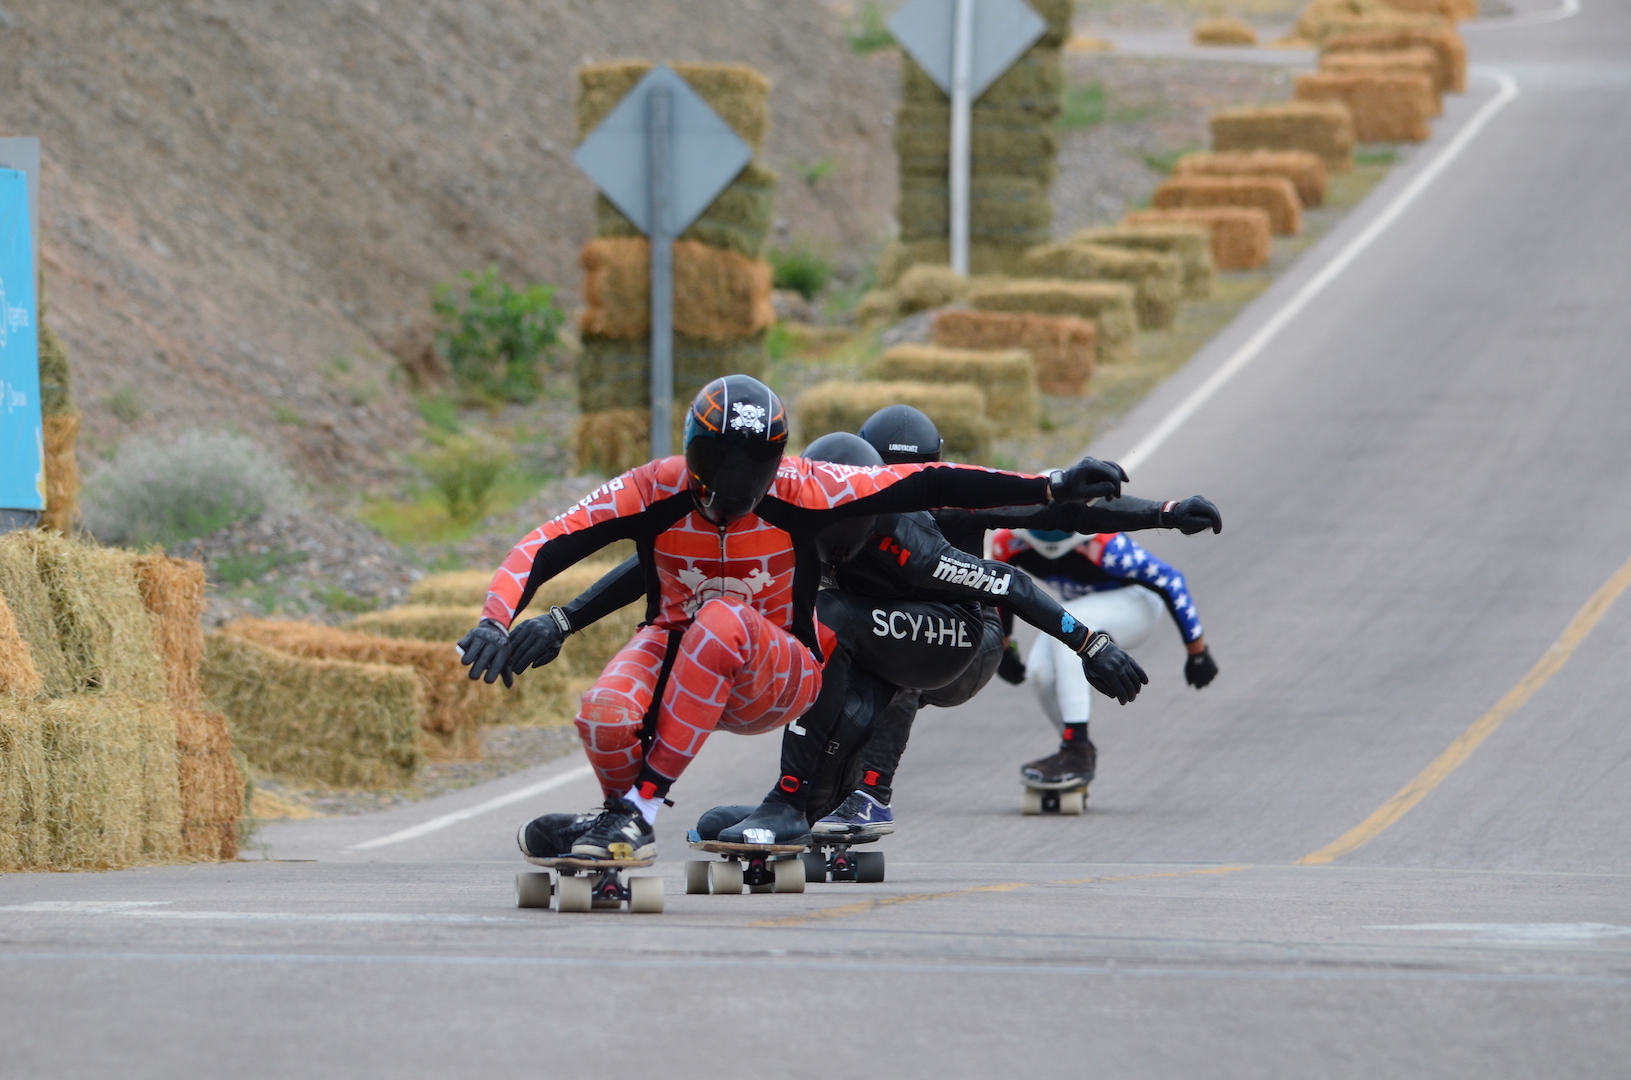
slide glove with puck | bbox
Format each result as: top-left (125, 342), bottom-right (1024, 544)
top-left (997, 640), bottom-right (1028, 685)
top-left (457, 618), bottom-right (512, 687)
top-left (1184, 647), bottom-right (1219, 689)
top-left (1161, 496), bottom-right (1223, 535)
top-left (1048, 457), bottom-right (1128, 503)
top-left (507, 608), bottom-right (569, 674)
top-left (1078, 631), bottom-right (1148, 705)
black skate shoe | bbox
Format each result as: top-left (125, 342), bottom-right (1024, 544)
top-left (1020, 739), bottom-right (1096, 790)
top-left (695, 804), bottom-right (757, 842)
top-left (517, 811), bottom-right (598, 860)
top-left (570, 797), bottom-right (657, 860)
top-left (719, 795), bottom-right (811, 845)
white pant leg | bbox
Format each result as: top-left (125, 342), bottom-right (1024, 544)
top-left (1025, 631), bottom-right (1065, 731)
top-left (1028, 587), bottom-right (1167, 731)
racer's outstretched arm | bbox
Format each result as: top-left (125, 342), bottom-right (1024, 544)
top-left (786, 455), bottom-right (1127, 525)
top-left (506, 555), bottom-right (646, 674)
top-left (1097, 532), bottom-right (1218, 689)
top-left (935, 494), bottom-right (1222, 547)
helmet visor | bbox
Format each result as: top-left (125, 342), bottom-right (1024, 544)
top-left (687, 436), bottom-right (783, 524)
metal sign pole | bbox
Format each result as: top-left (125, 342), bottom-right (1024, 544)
top-left (647, 86), bottom-right (675, 458)
top-left (948, 0), bottom-right (975, 276)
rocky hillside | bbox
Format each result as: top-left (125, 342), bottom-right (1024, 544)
top-left (0, 0), bottom-right (898, 484)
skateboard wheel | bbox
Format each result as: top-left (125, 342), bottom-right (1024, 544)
top-left (855, 851), bottom-right (885, 883)
top-left (708, 860), bottom-right (744, 895)
top-left (684, 860), bottom-right (711, 895)
top-left (1021, 788), bottom-right (1043, 815)
top-left (628, 875), bottom-right (664, 914)
top-left (1060, 788), bottom-right (1085, 815)
top-left (515, 871), bottom-right (553, 909)
top-left (555, 874), bottom-right (593, 913)
top-left (772, 857), bottom-right (806, 894)
top-left (800, 852), bottom-right (828, 883)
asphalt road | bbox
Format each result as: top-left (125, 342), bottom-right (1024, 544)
top-left (4, 3), bottom-right (1629, 1077)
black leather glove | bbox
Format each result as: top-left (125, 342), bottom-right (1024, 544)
top-left (1184, 647), bottom-right (1218, 688)
top-left (1162, 496), bottom-right (1223, 535)
top-left (457, 618), bottom-right (512, 687)
top-left (508, 608), bottom-right (568, 674)
top-left (1048, 457), bottom-right (1128, 503)
top-left (1078, 631), bottom-right (1148, 704)
top-left (997, 640), bottom-right (1027, 685)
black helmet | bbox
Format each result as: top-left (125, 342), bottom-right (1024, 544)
top-left (858, 404), bottom-right (943, 464)
top-left (684, 375), bottom-right (788, 525)
top-left (802, 432), bottom-right (883, 565)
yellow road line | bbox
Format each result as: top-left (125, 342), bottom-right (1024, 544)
top-left (1299, 549), bottom-right (1631, 866)
top-left (750, 865), bottom-right (1251, 928)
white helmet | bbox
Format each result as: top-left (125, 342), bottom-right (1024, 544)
top-left (1017, 529), bottom-right (1089, 560)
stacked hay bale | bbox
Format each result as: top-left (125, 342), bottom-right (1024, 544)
top-left (1193, 17), bottom-right (1258, 46)
top-left (883, 0), bottom-right (1074, 285)
top-left (1319, 47), bottom-right (1442, 115)
top-left (1210, 101), bottom-right (1356, 172)
top-left (1152, 175), bottom-right (1302, 235)
top-left (1322, 26), bottom-right (1466, 94)
top-left (795, 382), bottom-right (992, 461)
top-left (1123, 208), bottom-right (1273, 272)
top-left (1295, 69), bottom-right (1434, 142)
top-left (1072, 223), bottom-right (1215, 300)
top-left (1173, 151), bottom-right (1328, 208)
top-left (1284, 0), bottom-right (1447, 45)
top-left (1019, 242), bottom-right (1183, 330)
top-left (875, 345), bottom-right (1040, 428)
top-left (930, 309), bottom-right (1096, 395)
top-left (575, 62), bottom-right (777, 476)
top-left (968, 280), bottom-right (1139, 365)
top-left (37, 294), bottom-right (79, 534)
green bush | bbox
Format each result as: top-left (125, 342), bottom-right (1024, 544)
top-left (432, 268), bottom-right (565, 405)
top-left (416, 435), bottom-right (513, 523)
top-left (849, 2), bottom-right (894, 53)
top-left (770, 245), bottom-right (833, 301)
top-left (1060, 83), bottom-right (1106, 129)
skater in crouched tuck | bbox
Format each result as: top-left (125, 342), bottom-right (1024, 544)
top-left (455, 375), bottom-right (1133, 861)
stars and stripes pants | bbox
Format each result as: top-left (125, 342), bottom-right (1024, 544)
top-left (1028, 586), bottom-right (1166, 729)
top-left (575, 597), bottom-right (824, 798)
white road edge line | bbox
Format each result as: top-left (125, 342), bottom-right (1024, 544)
top-left (346, 763), bottom-right (594, 851)
top-left (1117, 68), bottom-right (1520, 475)
top-left (1468, 0), bottom-right (1580, 31)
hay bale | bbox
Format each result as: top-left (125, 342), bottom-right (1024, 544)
top-left (1295, 71), bottom-right (1433, 143)
top-left (594, 162), bottom-right (778, 258)
top-left (1194, 17), bottom-right (1258, 45)
top-left (1124, 208), bottom-right (1272, 272)
top-left (894, 264), bottom-right (974, 316)
top-left (876, 240), bottom-right (1033, 287)
top-left (175, 707), bottom-right (242, 862)
top-left (1153, 175), bottom-right (1301, 236)
top-left (575, 408), bottom-right (654, 477)
top-left (579, 238), bottom-right (774, 342)
top-left (1174, 150), bottom-right (1328, 207)
top-left (894, 104), bottom-right (1060, 181)
top-left (223, 619), bottom-right (486, 761)
top-left (1323, 27), bottom-right (1466, 93)
top-left (577, 331), bottom-right (767, 414)
top-left (41, 413), bottom-right (79, 535)
top-left (203, 633), bottom-right (424, 788)
top-left (0, 698), bottom-right (46, 869)
top-left (1380, 0), bottom-right (1466, 19)
top-left (0, 590), bottom-right (43, 700)
top-left (31, 533), bottom-right (168, 703)
top-left (1321, 49), bottom-right (1442, 117)
top-left (966, 280), bottom-right (1139, 365)
top-left (1030, 0), bottom-right (1075, 49)
top-left (0, 531), bottom-right (74, 696)
top-left (132, 554), bottom-right (206, 709)
top-left (931, 309), bottom-right (1095, 395)
top-left (1211, 101), bottom-right (1356, 172)
top-left (1020, 242), bottom-right (1183, 330)
top-left (38, 319), bottom-right (75, 418)
top-left (38, 693), bottom-right (180, 869)
top-left (876, 345), bottom-right (1039, 428)
top-left (796, 381), bottom-right (992, 462)
top-left (898, 175), bottom-right (1053, 247)
top-left (1072, 223), bottom-right (1215, 300)
top-left (578, 62), bottom-right (769, 149)
top-left (1289, 0), bottom-right (1445, 45)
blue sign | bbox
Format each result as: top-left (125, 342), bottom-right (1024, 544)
top-left (0, 168), bottom-right (41, 512)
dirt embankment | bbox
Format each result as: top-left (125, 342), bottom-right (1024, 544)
top-left (0, 0), bottom-right (898, 484)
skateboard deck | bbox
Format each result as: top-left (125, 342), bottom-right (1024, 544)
top-left (688, 836), bottom-right (808, 857)
top-left (525, 853), bottom-right (655, 870)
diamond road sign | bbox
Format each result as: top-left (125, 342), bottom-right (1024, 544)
top-left (888, 0), bottom-right (1046, 101)
top-left (573, 64), bottom-right (752, 237)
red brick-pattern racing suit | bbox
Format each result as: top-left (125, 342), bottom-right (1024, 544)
top-left (482, 455), bottom-right (1053, 797)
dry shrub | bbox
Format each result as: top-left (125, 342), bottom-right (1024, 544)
top-left (41, 413), bottom-right (80, 534)
top-left (578, 238), bottom-right (774, 342)
top-left (1175, 150), bottom-right (1328, 207)
top-left (876, 239), bottom-right (1033, 287)
top-left (1153, 175), bottom-right (1302, 235)
top-left (0, 590), bottom-right (43, 699)
top-left (877, 345), bottom-right (1039, 429)
top-left (797, 381), bottom-right (992, 462)
top-left (174, 707), bottom-right (242, 861)
top-left (577, 62), bottom-right (769, 149)
top-left (1124, 208), bottom-right (1272, 272)
top-left (203, 633), bottom-right (424, 788)
top-left (0, 531), bottom-right (74, 695)
top-left (931, 309), bottom-right (1095, 395)
top-left (133, 554), bottom-right (206, 708)
top-left (966, 280), bottom-right (1139, 364)
top-left (1194, 17), bottom-right (1258, 45)
top-left (1295, 71), bottom-right (1433, 143)
top-left (1323, 27), bottom-right (1466, 93)
top-left (1021, 242), bottom-right (1184, 330)
top-left (224, 619), bottom-right (485, 760)
top-left (32, 533), bottom-right (167, 703)
top-left (37, 693), bottom-right (181, 869)
top-left (1211, 101), bottom-right (1357, 172)
top-left (1073, 222), bottom-right (1215, 300)
top-left (0, 699), bottom-right (46, 869)
top-left (1320, 48), bottom-right (1443, 114)
top-left (594, 163), bottom-right (778, 259)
